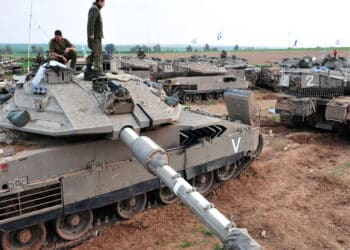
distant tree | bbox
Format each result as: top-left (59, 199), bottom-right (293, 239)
top-left (234, 44), bottom-right (240, 51)
top-left (130, 45), bottom-right (151, 54)
top-left (31, 45), bottom-right (44, 54)
top-left (212, 47), bottom-right (218, 51)
top-left (4, 45), bottom-right (13, 54)
top-left (105, 44), bottom-right (115, 54)
top-left (194, 49), bottom-right (198, 52)
top-left (130, 45), bottom-right (141, 53)
top-left (142, 45), bottom-right (151, 53)
top-left (186, 45), bottom-right (193, 52)
top-left (153, 44), bottom-right (161, 53)
top-left (204, 44), bottom-right (210, 51)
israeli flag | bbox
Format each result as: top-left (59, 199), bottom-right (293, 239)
top-left (217, 31), bottom-right (223, 41)
top-left (335, 39), bottom-right (340, 45)
top-left (293, 40), bottom-right (298, 47)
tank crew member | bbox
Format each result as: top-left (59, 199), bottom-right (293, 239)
top-left (333, 49), bottom-right (338, 59)
top-left (137, 48), bottom-right (146, 59)
top-left (49, 30), bottom-right (77, 69)
top-left (87, 0), bottom-right (105, 73)
top-left (220, 50), bottom-right (227, 59)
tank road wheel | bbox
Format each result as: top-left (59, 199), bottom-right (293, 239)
top-left (215, 164), bottom-right (237, 182)
top-left (158, 186), bottom-right (178, 205)
top-left (116, 193), bottom-right (147, 219)
top-left (191, 172), bottom-right (214, 195)
top-left (54, 210), bottom-right (93, 241)
top-left (205, 93), bottom-right (215, 101)
top-left (173, 87), bottom-right (183, 98)
top-left (183, 94), bottom-right (192, 103)
top-left (216, 92), bottom-right (224, 100)
top-left (192, 94), bottom-right (202, 103)
top-left (2, 223), bottom-right (46, 250)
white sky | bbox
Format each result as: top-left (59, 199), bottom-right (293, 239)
top-left (0, 0), bottom-right (349, 47)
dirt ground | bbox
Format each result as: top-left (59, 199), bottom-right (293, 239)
top-left (75, 90), bottom-right (350, 250)
top-left (147, 50), bottom-right (350, 65)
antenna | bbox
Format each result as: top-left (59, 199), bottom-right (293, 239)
top-left (27, 0), bottom-right (34, 73)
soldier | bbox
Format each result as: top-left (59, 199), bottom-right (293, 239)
top-left (49, 30), bottom-right (77, 69)
top-left (87, 0), bottom-right (105, 73)
top-left (137, 48), bottom-right (146, 59)
top-left (220, 50), bottom-right (227, 59)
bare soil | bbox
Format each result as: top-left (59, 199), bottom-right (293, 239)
top-left (147, 50), bottom-right (350, 65)
top-left (75, 90), bottom-right (350, 250)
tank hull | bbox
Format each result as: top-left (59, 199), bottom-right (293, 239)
top-left (0, 111), bottom-right (260, 233)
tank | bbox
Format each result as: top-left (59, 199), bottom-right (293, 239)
top-left (0, 66), bottom-right (4, 80)
top-left (150, 59), bottom-right (227, 80)
top-left (0, 58), bottom-right (24, 75)
top-left (151, 59), bottom-right (251, 103)
top-left (0, 61), bottom-right (263, 249)
top-left (256, 65), bottom-right (282, 90)
top-left (275, 68), bottom-right (350, 131)
top-left (160, 75), bottom-right (252, 103)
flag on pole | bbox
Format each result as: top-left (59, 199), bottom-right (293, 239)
top-left (293, 40), bottom-right (298, 47)
top-left (335, 39), bottom-right (340, 45)
top-left (191, 38), bottom-right (197, 44)
top-left (217, 31), bottom-right (223, 41)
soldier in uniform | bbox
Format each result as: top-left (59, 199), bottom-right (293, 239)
top-left (137, 48), bottom-right (146, 59)
top-left (49, 30), bottom-right (77, 69)
top-left (220, 50), bottom-right (227, 59)
top-left (87, 0), bottom-right (105, 73)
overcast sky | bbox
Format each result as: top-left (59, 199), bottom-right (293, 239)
top-left (0, 0), bottom-right (348, 47)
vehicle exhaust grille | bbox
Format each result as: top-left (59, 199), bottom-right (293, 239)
top-left (0, 183), bottom-right (62, 221)
top-left (180, 125), bottom-right (226, 147)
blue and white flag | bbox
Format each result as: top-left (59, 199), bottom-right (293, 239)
top-left (335, 39), bottom-right (340, 45)
top-left (217, 31), bottom-right (223, 41)
top-left (191, 38), bottom-right (197, 44)
top-left (293, 40), bottom-right (298, 47)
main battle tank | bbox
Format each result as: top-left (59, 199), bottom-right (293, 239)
top-left (150, 59), bottom-right (227, 80)
top-left (256, 65), bottom-right (282, 90)
top-left (0, 62), bottom-right (263, 249)
top-left (152, 60), bottom-right (251, 103)
top-left (159, 75), bottom-right (251, 103)
top-left (275, 68), bottom-right (350, 131)
top-left (115, 56), bottom-right (158, 79)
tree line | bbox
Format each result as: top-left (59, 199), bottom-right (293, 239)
top-left (0, 43), bottom-right (252, 56)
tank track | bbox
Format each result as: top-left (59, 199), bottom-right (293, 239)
top-left (33, 134), bottom-right (264, 250)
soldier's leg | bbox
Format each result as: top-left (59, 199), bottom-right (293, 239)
top-left (93, 38), bottom-right (103, 72)
top-left (87, 40), bottom-right (94, 70)
top-left (66, 51), bottom-right (77, 69)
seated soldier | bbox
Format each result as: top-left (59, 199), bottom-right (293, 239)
top-left (220, 50), bottom-right (227, 59)
top-left (49, 30), bottom-right (77, 69)
top-left (137, 48), bottom-right (146, 59)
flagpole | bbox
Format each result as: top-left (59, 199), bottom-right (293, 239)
top-left (27, 0), bottom-right (33, 73)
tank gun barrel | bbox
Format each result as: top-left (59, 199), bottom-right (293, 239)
top-left (120, 127), bottom-right (261, 250)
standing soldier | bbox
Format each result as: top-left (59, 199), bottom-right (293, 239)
top-left (87, 0), bottom-right (105, 74)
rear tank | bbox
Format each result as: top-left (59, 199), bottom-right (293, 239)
top-left (0, 62), bottom-right (263, 249)
top-left (275, 68), bottom-right (350, 131)
top-left (152, 59), bottom-right (251, 103)
top-left (160, 75), bottom-right (251, 104)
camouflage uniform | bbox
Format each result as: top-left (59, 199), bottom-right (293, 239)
top-left (49, 38), bottom-right (77, 69)
top-left (87, 2), bottom-right (104, 71)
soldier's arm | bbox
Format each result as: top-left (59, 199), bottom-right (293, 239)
top-left (49, 40), bottom-right (63, 59)
top-left (87, 8), bottom-right (98, 39)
